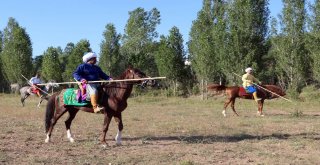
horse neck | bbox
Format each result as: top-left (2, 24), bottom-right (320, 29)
top-left (105, 79), bottom-right (134, 101)
top-left (118, 82), bottom-right (133, 100)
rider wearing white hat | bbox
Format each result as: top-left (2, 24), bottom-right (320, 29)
top-left (73, 52), bottom-right (112, 113)
top-left (242, 67), bottom-right (262, 102)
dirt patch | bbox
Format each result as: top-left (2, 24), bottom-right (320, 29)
top-left (1, 95), bottom-right (320, 164)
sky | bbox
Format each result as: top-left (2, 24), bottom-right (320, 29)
top-left (0, 0), bottom-right (283, 57)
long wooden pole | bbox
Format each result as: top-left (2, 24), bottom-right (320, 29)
top-left (232, 72), bottom-right (292, 103)
top-left (36, 77), bottom-right (166, 86)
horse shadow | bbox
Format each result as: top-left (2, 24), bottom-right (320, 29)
top-left (120, 132), bottom-right (320, 144)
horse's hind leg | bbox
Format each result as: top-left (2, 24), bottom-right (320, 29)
top-left (45, 108), bottom-right (68, 143)
top-left (230, 98), bottom-right (239, 116)
top-left (114, 113), bottom-right (123, 145)
top-left (21, 94), bottom-right (29, 107)
top-left (65, 109), bottom-right (79, 143)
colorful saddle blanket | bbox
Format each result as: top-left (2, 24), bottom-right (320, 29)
top-left (62, 88), bottom-right (89, 106)
top-left (239, 87), bottom-right (252, 97)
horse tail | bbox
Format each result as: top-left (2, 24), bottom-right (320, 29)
top-left (45, 94), bottom-right (56, 133)
top-left (207, 84), bottom-right (227, 92)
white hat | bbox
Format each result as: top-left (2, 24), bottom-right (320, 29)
top-left (245, 67), bottom-right (253, 73)
top-left (82, 52), bottom-right (97, 63)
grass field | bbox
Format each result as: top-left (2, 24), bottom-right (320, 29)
top-left (0, 93), bottom-right (320, 164)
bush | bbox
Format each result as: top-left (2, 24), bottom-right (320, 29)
top-left (299, 85), bottom-right (320, 102)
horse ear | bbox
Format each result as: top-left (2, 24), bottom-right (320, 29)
top-left (127, 64), bottom-right (133, 69)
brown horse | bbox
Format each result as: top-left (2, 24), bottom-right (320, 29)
top-left (44, 67), bottom-right (147, 146)
top-left (207, 84), bottom-right (286, 116)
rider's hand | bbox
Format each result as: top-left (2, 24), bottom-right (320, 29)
top-left (81, 79), bottom-right (87, 84)
top-left (108, 77), bottom-right (113, 81)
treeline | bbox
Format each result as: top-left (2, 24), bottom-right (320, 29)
top-left (0, 0), bottom-right (319, 97)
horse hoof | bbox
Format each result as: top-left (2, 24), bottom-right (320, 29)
top-left (45, 138), bottom-right (50, 143)
top-left (222, 111), bottom-right (226, 117)
top-left (101, 144), bottom-right (109, 148)
top-left (69, 138), bottom-right (75, 143)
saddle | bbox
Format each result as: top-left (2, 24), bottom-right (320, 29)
top-left (60, 88), bottom-right (89, 106)
top-left (239, 87), bottom-right (252, 97)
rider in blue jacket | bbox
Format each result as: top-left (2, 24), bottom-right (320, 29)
top-left (73, 52), bottom-right (112, 113)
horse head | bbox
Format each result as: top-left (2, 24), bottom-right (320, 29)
top-left (120, 66), bottom-right (147, 85)
top-left (262, 85), bottom-right (286, 99)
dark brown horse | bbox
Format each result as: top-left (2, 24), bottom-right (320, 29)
top-left (44, 67), bottom-right (147, 146)
top-left (207, 84), bottom-right (286, 116)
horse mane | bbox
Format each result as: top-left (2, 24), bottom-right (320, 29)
top-left (101, 68), bottom-right (135, 98)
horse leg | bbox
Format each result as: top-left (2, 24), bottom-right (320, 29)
top-left (100, 111), bottom-right (113, 147)
top-left (114, 113), bottom-right (123, 145)
top-left (21, 94), bottom-right (29, 107)
top-left (222, 98), bottom-right (232, 117)
top-left (37, 98), bottom-right (43, 108)
top-left (257, 100), bottom-right (264, 116)
top-left (230, 98), bottom-right (239, 116)
top-left (45, 108), bottom-right (68, 143)
top-left (65, 109), bottom-right (79, 143)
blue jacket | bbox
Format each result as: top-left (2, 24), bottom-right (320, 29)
top-left (73, 63), bottom-right (110, 81)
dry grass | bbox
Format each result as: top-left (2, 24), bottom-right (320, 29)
top-left (0, 93), bottom-right (320, 164)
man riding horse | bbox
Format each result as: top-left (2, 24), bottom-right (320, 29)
top-left (29, 72), bottom-right (44, 98)
top-left (242, 67), bottom-right (262, 102)
top-left (73, 52), bottom-right (112, 113)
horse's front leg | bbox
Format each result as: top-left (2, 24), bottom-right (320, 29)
top-left (257, 100), bottom-right (264, 116)
top-left (100, 112), bottom-right (113, 147)
top-left (114, 113), bottom-right (123, 145)
top-left (65, 109), bottom-right (79, 143)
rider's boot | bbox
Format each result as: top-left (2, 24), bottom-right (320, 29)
top-left (91, 94), bottom-right (104, 113)
top-left (253, 92), bottom-right (261, 102)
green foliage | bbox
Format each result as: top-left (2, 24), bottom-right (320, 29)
top-left (306, 0), bottom-right (320, 83)
top-left (270, 0), bottom-right (309, 92)
top-left (299, 85), bottom-right (320, 101)
top-left (41, 47), bottom-right (62, 82)
top-left (226, 0), bottom-right (269, 84)
top-left (32, 55), bottom-right (43, 73)
top-left (155, 27), bottom-right (190, 95)
top-left (121, 7), bottom-right (160, 75)
top-left (99, 23), bottom-right (124, 77)
top-left (0, 18), bottom-right (33, 85)
top-left (188, 0), bottom-right (215, 81)
top-left (63, 40), bottom-right (91, 81)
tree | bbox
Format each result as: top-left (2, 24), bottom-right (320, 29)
top-left (0, 31), bottom-right (8, 92)
top-left (32, 55), bottom-right (43, 73)
top-left (226, 0), bottom-right (269, 84)
top-left (41, 47), bottom-right (62, 82)
top-left (188, 0), bottom-right (216, 98)
top-left (155, 27), bottom-right (186, 95)
top-left (0, 17), bottom-right (33, 85)
top-left (63, 39), bottom-right (91, 81)
top-left (59, 42), bottom-right (74, 78)
top-left (121, 7), bottom-right (160, 75)
top-left (306, 0), bottom-right (320, 84)
top-left (189, 0), bottom-right (215, 82)
top-left (99, 23), bottom-right (123, 77)
top-left (270, 0), bottom-right (308, 95)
